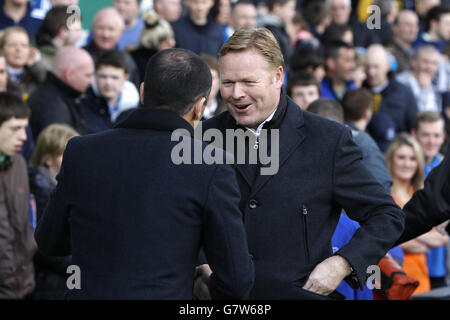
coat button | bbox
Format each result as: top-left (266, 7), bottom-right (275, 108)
top-left (248, 199), bottom-right (258, 209)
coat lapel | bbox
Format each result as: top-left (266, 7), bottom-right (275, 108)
top-left (249, 100), bottom-right (306, 197)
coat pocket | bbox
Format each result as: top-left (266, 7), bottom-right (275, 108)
top-left (301, 204), bottom-right (310, 263)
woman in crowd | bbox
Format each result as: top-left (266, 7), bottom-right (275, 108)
top-left (29, 124), bottom-right (78, 299)
top-left (386, 133), bottom-right (448, 294)
top-left (128, 9), bottom-right (175, 84)
top-left (0, 26), bottom-right (47, 100)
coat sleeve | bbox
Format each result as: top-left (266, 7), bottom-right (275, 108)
top-left (395, 148), bottom-right (450, 245)
top-left (34, 138), bottom-right (77, 256)
top-left (332, 127), bottom-right (405, 289)
top-left (202, 163), bottom-right (255, 300)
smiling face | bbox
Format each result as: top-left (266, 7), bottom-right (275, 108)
top-left (391, 144), bottom-right (418, 183)
top-left (219, 49), bottom-right (284, 130)
top-left (413, 120), bottom-right (446, 163)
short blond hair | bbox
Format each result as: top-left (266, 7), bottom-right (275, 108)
top-left (218, 27), bottom-right (284, 71)
top-left (30, 124), bottom-right (79, 167)
top-left (385, 133), bottom-right (425, 192)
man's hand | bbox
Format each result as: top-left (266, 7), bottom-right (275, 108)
top-left (193, 264), bottom-right (212, 300)
top-left (302, 255), bottom-right (352, 295)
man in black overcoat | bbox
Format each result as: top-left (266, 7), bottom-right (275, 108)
top-left (35, 48), bottom-right (254, 299)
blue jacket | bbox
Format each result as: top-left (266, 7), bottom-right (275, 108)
top-left (171, 15), bottom-right (224, 56)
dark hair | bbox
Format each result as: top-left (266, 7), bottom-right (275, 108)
top-left (266, 0), bottom-right (293, 12)
top-left (96, 50), bottom-right (128, 72)
top-left (290, 46), bottom-right (325, 73)
top-left (231, 0), bottom-right (255, 12)
top-left (287, 72), bottom-right (320, 97)
top-left (341, 88), bottom-right (373, 122)
top-left (143, 48), bottom-right (212, 115)
top-left (324, 41), bottom-right (355, 60)
top-left (303, 1), bottom-right (329, 28)
top-left (39, 5), bottom-right (70, 39)
top-left (308, 98), bottom-right (344, 124)
top-left (321, 23), bottom-right (352, 46)
top-left (0, 92), bottom-right (30, 126)
top-left (426, 5), bottom-right (450, 32)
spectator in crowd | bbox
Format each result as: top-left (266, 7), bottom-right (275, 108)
top-left (327, 0), bottom-right (380, 48)
top-left (412, 111), bottom-right (449, 289)
top-left (414, 5), bottom-right (450, 53)
top-left (258, 0), bottom-right (296, 70)
top-left (201, 54), bottom-right (226, 120)
top-left (290, 46), bottom-right (326, 83)
top-left (302, 0), bottom-right (331, 40)
top-left (341, 88), bottom-right (392, 191)
top-left (396, 45), bottom-right (443, 113)
top-left (223, 0), bottom-right (257, 42)
top-left (0, 91), bottom-right (36, 299)
top-left (153, 0), bottom-right (182, 23)
top-left (364, 44), bottom-right (418, 135)
top-left (320, 41), bottom-right (357, 101)
top-left (201, 27), bottom-right (404, 299)
top-left (370, 0), bottom-right (398, 46)
top-left (353, 51), bottom-right (366, 88)
top-left (321, 22), bottom-right (353, 47)
top-left (0, 53), bottom-right (20, 95)
top-left (28, 46), bottom-right (94, 139)
top-left (387, 10), bottom-right (420, 74)
top-left (128, 9), bottom-right (175, 84)
top-left (34, 5), bottom-right (82, 69)
top-left (81, 50), bottom-right (139, 134)
top-left (28, 123), bottom-right (78, 299)
top-left (114, 0), bottom-right (144, 51)
top-left (415, 0), bottom-right (441, 32)
top-left (84, 7), bottom-right (140, 87)
top-left (171, 0), bottom-right (224, 56)
top-left (0, 26), bottom-right (47, 99)
top-left (386, 133), bottom-right (448, 294)
top-left (211, 0), bottom-right (231, 26)
top-left (290, 11), bottom-right (319, 50)
top-left (287, 71), bottom-right (320, 110)
top-left (0, 0), bottom-right (42, 38)
top-left (35, 48), bottom-right (255, 299)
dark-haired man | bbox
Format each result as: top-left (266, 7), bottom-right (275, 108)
top-left (34, 4), bottom-right (82, 69)
top-left (81, 50), bottom-right (139, 133)
top-left (0, 92), bottom-right (36, 299)
top-left (320, 41), bottom-right (357, 101)
top-left (287, 72), bottom-right (320, 110)
top-left (35, 48), bottom-right (254, 299)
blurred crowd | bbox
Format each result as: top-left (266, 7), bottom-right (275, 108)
top-left (0, 0), bottom-right (450, 300)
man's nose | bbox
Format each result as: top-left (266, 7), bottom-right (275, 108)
top-left (231, 83), bottom-right (245, 99)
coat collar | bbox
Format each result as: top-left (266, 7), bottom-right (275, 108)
top-left (219, 91), bottom-right (306, 194)
top-left (114, 107), bottom-right (194, 136)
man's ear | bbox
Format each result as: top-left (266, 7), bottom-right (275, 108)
top-left (411, 128), bottom-right (417, 138)
top-left (193, 96), bottom-right (207, 121)
top-left (140, 82), bottom-right (144, 105)
top-left (274, 65), bottom-right (284, 89)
